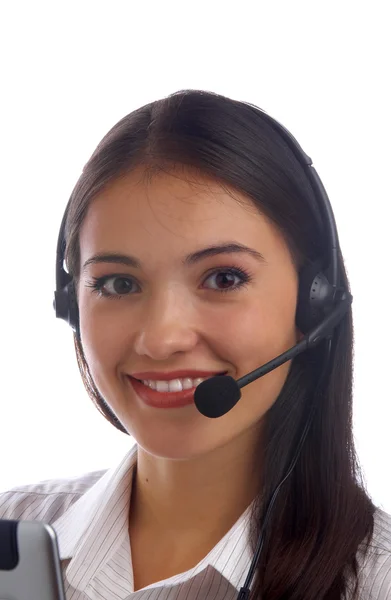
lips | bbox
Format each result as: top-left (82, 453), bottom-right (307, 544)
top-left (127, 371), bottom-right (226, 410)
top-left (127, 376), bottom-right (198, 409)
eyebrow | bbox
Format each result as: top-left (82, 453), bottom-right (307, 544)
top-left (82, 243), bottom-right (266, 272)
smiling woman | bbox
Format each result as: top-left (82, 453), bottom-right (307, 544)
top-left (74, 166), bottom-right (300, 461)
top-left (1, 90), bottom-right (390, 600)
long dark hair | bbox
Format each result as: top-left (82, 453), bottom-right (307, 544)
top-left (64, 90), bottom-right (375, 599)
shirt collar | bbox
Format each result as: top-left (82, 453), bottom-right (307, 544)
top-left (52, 444), bottom-right (138, 561)
top-left (52, 444), bottom-right (138, 597)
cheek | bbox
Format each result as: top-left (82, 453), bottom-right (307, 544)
top-left (207, 289), bottom-right (298, 373)
top-left (78, 294), bottom-right (129, 381)
top-left (205, 287), bottom-right (298, 419)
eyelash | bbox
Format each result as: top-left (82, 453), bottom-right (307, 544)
top-left (86, 266), bottom-right (253, 300)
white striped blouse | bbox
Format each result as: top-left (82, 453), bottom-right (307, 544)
top-left (0, 443), bottom-right (390, 600)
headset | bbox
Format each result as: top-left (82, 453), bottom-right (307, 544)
top-left (54, 103), bottom-right (352, 598)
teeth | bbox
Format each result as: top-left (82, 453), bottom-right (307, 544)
top-left (182, 378), bottom-right (193, 390)
top-left (141, 376), bottom-right (209, 392)
top-left (168, 379), bottom-right (183, 392)
top-left (156, 381), bottom-right (170, 392)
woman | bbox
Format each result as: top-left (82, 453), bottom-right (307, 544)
top-left (1, 90), bottom-right (390, 599)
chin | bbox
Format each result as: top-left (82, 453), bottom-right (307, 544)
top-left (128, 418), bottom-right (245, 463)
top-left (131, 428), bottom-right (214, 461)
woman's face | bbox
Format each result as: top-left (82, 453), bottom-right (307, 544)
top-left (78, 167), bottom-right (301, 460)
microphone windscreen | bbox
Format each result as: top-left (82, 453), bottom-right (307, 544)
top-left (194, 375), bottom-right (241, 418)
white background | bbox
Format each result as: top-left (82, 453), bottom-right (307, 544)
top-left (0, 2), bottom-right (390, 511)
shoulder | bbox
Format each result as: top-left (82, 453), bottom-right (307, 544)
top-left (0, 469), bottom-right (107, 525)
top-left (357, 507), bottom-right (391, 599)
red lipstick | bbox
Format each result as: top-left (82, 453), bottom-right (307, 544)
top-left (127, 370), bottom-right (225, 409)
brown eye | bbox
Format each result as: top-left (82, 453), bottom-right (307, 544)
top-left (88, 275), bottom-right (140, 298)
top-left (202, 268), bottom-right (251, 292)
top-left (210, 272), bottom-right (237, 289)
top-left (104, 276), bottom-right (137, 295)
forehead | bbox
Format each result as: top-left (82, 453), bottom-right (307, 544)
top-left (79, 167), bottom-right (289, 261)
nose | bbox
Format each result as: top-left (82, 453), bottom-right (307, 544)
top-left (133, 287), bottom-right (199, 361)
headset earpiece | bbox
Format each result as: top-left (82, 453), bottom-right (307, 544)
top-left (296, 259), bottom-right (337, 334)
top-left (54, 279), bottom-right (80, 339)
top-left (53, 204), bottom-right (81, 339)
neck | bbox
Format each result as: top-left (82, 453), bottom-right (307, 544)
top-left (129, 426), bottom-right (262, 543)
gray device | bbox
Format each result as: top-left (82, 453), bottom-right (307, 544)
top-left (0, 519), bottom-right (66, 600)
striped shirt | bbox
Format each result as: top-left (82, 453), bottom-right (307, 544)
top-left (0, 443), bottom-right (390, 600)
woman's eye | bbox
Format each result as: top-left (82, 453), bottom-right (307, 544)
top-left (202, 268), bottom-right (251, 292)
top-left (88, 275), bottom-right (139, 297)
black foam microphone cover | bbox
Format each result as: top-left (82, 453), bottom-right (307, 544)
top-left (194, 375), bottom-right (241, 418)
